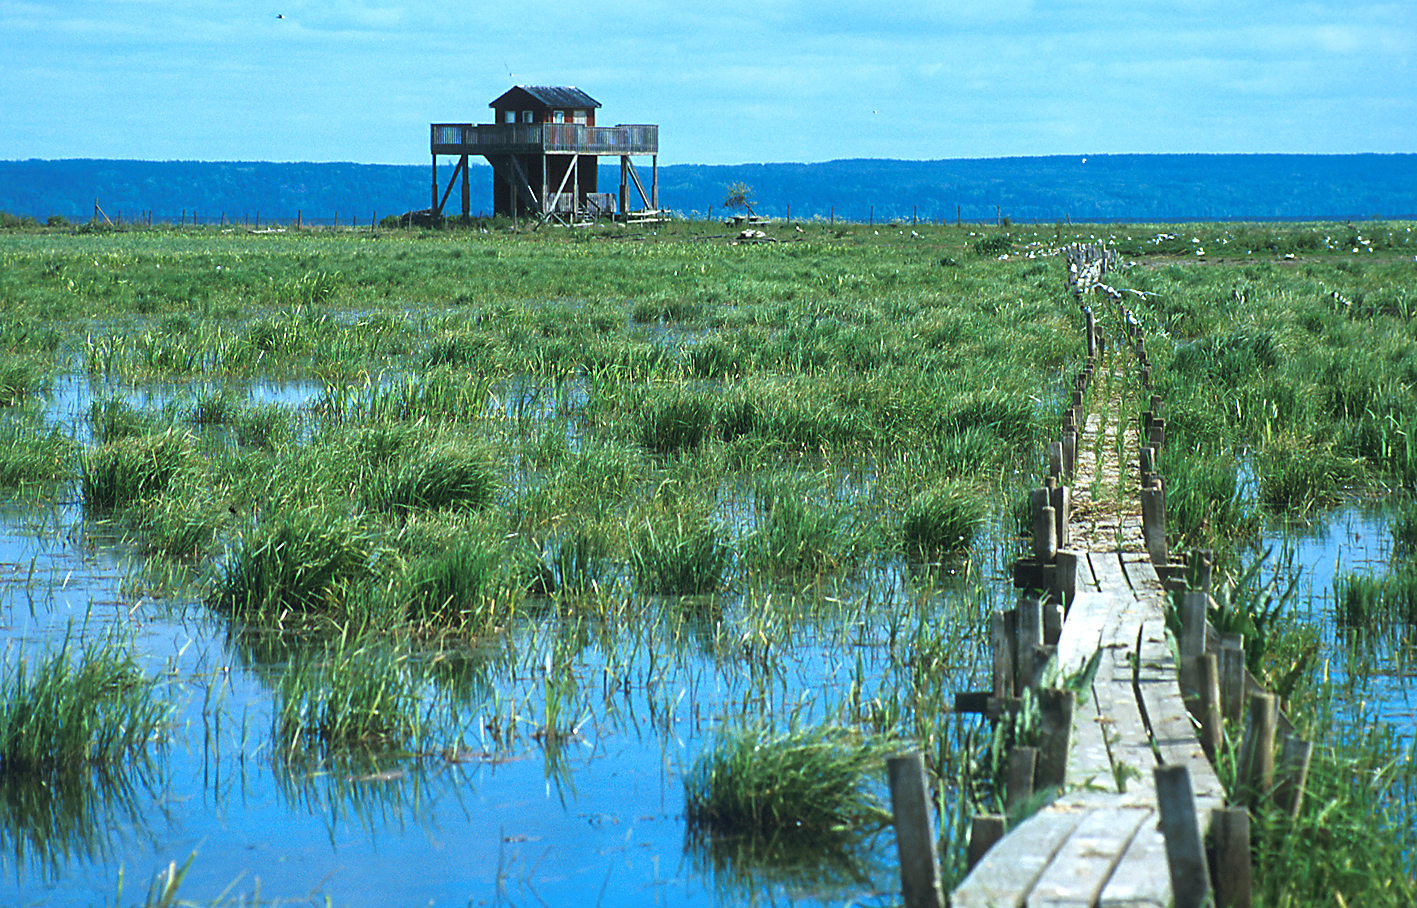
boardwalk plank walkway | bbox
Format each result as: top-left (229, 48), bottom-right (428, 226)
top-left (953, 364), bottom-right (1222, 908)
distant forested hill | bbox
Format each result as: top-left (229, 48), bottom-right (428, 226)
top-left (2, 155), bottom-right (1415, 224)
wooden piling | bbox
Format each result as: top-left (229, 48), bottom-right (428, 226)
top-left (968, 815), bottom-right (1007, 872)
top-left (992, 610), bottom-right (1015, 699)
top-left (1006, 747), bottom-right (1037, 814)
top-left (1018, 595), bottom-right (1044, 689)
top-left (1050, 484), bottom-right (1070, 550)
top-left (1055, 550), bottom-right (1079, 613)
top-left (1197, 653), bottom-right (1223, 764)
top-left (1238, 692), bottom-right (1277, 806)
top-left (1275, 737), bottom-right (1313, 820)
top-left (888, 751), bottom-right (944, 908)
top-left (1035, 689), bottom-right (1074, 789)
top-left (1031, 488), bottom-right (1057, 562)
top-left (1219, 635), bottom-right (1246, 725)
top-left (1212, 807), bottom-right (1253, 908)
top-left (1179, 590), bottom-right (1208, 703)
top-left (1155, 764), bottom-right (1211, 908)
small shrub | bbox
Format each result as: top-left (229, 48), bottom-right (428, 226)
top-left (972, 233), bottom-right (1012, 256)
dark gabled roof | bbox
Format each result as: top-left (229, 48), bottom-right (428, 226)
top-left (489, 86), bottom-right (600, 110)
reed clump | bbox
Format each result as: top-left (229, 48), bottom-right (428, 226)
top-left (0, 633), bottom-right (168, 777)
top-left (683, 724), bottom-right (893, 836)
top-left (80, 429), bottom-right (190, 511)
top-left (902, 482), bottom-right (985, 558)
top-left (275, 630), bottom-right (427, 756)
top-left (209, 509), bottom-right (380, 622)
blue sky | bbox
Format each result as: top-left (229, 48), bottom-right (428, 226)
top-left (2, 0), bottom-right (1412, 165)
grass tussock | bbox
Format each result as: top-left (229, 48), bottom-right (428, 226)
top-left (275, 630), bottom-right (427, 756)
top-left (0, 633), bottom-right (167, 777)
top-left (902, 482), bottom-right (985, 558)
top-left (80, 429), bottom-right (189, 511)
top-left (683, 724), bottom-right (894, 836)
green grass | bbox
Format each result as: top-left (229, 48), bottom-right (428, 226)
top-left (630, 513), bottom-right (733, 595)
top-left (275, 629), bottom-right (430, 756)
top-left (0, 631), bottom-right (168, 777)
top-left (683, 723), bottom-right (894, 836)
top-left (79, 429), bottom-right (189, 510)
top-left (902, 482), bottom-right (985, 558)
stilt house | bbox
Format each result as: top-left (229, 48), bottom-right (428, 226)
top-left (430, 86), bottom-right (659, 222)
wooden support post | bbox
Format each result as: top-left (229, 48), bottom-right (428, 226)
top-left (1030, 488), bottom-right (1056, 562)
top-left (1212, 807), bottom-right (1253, 908)
top-left (1238, 692), bottom-right (1278, 807)
top-left (967, 815), bottom-right (1007, 872)
top-left (1048, 442), bottom-right (1064, 481)
top-left (1044, 601), bottom-right (1064, 646)
top-left (1035, 689), bottom-right (1074, 789)
top-left (1055, 550), bottom-right (1079, 614)
top-left (1180, 590), bottom-right (1208, 703)
top-left (1050, 484), bottom-right (1070, 550)
top-left (1219, 635), bottom-right (1246, 725)
top-left (1005, 747), bottom-right (1037, 814)
top-left (1141, 484), bottom-right (1167, 567)
top-left (1018, 595), bottom-right (1044, 691)
top-left (461, 153), bottom-right (470, 218)
top-left (1155, 765), bottom-right (1212, 908)
top-left (992, 610), bottom-right (1014, 699)
top-left (1148, 420), bottom-right (1165, 452)
top-left (1275, 737), bottom-right (1312, 819)
top-left (1198, 653), bottom-right (1223, 764)
top-left (1085, 307), bottom-right (1096, 357)
top-left (1062, 429), bottom-right (1077, 479)
top-left (887, 752), bottom-right (944, 908)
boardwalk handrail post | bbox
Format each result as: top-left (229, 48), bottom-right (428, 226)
top-left (1275, 737), bottom-right (1313, 819)
top-left (887, 751), bottom-right (944, 908)
top-left (1155, 764), bottom-right (1212, 908)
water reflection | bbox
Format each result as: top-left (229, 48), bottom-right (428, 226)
top-left (683, 827), bottom-right (892, 907)
top-left (0, 766), bottom-right (152, 884)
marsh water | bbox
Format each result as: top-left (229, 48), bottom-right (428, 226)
top-left (1, 377), bottom-right (991, 907)
top-left (2, 376), bottom-right (1414, 907)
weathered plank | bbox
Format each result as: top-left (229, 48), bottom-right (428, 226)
top-left (1027, 805), bottom-right (1152, 907)
top-left (951, 809), bottom-right (1086, 908)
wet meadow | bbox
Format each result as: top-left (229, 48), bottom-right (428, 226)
top-left (1, 215), bottom-right (1416, 905)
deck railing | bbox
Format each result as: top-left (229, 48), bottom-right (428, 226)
top-left (431, 123), bottom-right (658, 156)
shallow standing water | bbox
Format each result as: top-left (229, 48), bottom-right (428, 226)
top-left (1, 460), bottom-right (985, 906)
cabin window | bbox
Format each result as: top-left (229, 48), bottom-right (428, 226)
top-left (503, 110), bottom-right (515, 124)
top-left (521, 110), bottom-right (533, 124)
top-left (553, 110), bottom-right (565, 124)
top-left (572, 109), bottom-right (587, 124)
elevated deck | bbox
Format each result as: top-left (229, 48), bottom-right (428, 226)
top-left (431, 123), bottom-right (658, 156)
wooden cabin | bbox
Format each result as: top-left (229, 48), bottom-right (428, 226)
top-left (430, 86), bottom-right (659, 222)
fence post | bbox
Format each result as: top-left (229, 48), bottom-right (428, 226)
top-left (887, 752), bottom-right (944, 908)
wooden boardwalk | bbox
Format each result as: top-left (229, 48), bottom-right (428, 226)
top-left (953, 365), bottom-right (1223, 908)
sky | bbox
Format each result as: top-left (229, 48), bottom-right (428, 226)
top-left (1, 0), bottom-right (1413, 166)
